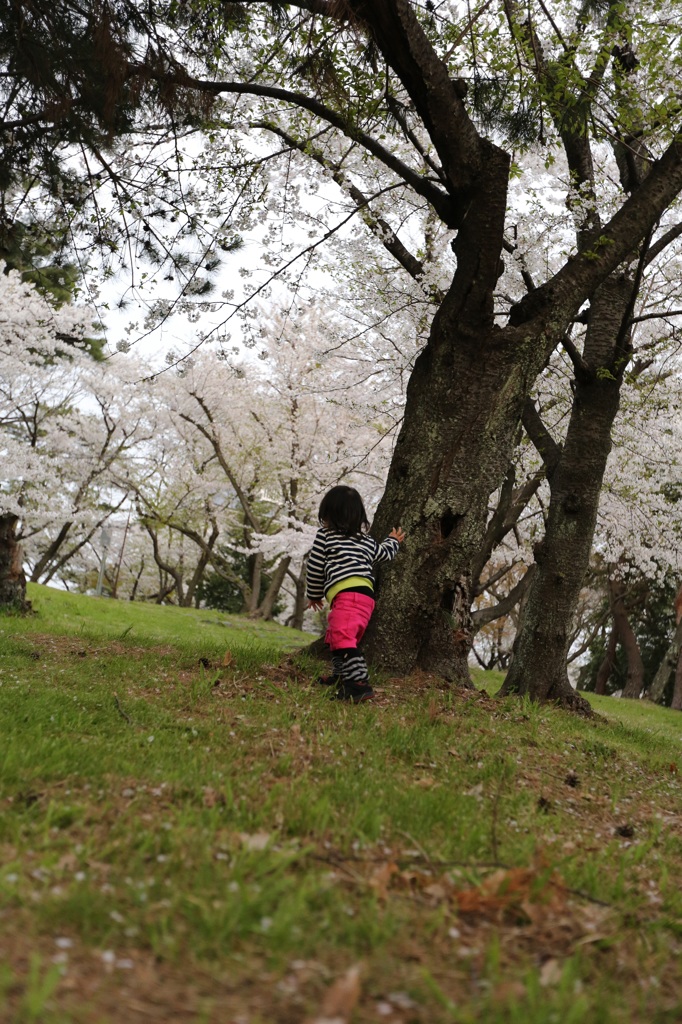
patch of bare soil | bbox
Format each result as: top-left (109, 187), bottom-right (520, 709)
top-left (17, 633), bottom-right (176, 661)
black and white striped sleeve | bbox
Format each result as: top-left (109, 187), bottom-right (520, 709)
top-left (374, 536), bottom-right (400, 564)
top-left (305, 529), bottom-right (327, 601)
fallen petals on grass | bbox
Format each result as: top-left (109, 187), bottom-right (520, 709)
top-left (238, 830), bottom-right (272, 851)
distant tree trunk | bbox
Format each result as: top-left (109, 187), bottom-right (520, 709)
top-left (129, 559), bottom-right (145, 601)
top-left (250, 555), bottom-right (291, 620)
top-left (110, 512), bottom-right (132, 599)
top-left (0, 514), bottom-right (30, 611)
top-left (286, 566), bottom-right (307, 631)
top-left (671, 648), bottom-right (682, 711)
top-left (611, 578), bottom-right (645, 699)
top-left (144, 523), bottom-right (187, 605)
top-left (648, 617), bottom-right (682, 704)
top-left (595, 623), bottom-right (619, 695)
top-left (244, 552), bottom-right (263, 615)
top-left (30, 521), bottom-right (73, 582)
top-left (183, 524), bottom-right (218, 608)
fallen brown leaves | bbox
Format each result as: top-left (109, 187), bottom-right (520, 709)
top-left (346, 853), bottom-right (613, 962)
top-left (305, 963), bottom-right (363, 1024)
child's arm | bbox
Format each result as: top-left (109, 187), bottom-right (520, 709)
top-left (305, 530), bottom-right (327, 608)
top-left (374, 527), bottom-right (405, 563)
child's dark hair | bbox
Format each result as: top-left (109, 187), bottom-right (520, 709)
top-left (319, 485), bottom-right (370, 536)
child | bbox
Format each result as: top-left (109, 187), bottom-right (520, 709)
top-left (306, 485), bottom-right (405, 703)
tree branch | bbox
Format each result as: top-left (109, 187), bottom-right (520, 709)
top-left (472, 564), bottom-right (537, 627)
top-left (521, 400), bottom-right (562, 476)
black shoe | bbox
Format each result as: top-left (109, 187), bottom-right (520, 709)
top-left (332, 681), bottom-right (375, 703)
top-left (317, 673), bottom-right (341, 687)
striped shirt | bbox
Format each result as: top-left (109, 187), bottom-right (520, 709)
top-left (305, 528), bottom-right (400, 603)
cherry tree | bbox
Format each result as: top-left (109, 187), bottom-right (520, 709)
top-left (0, 264), bottom-right (160, 603)
top-left (0, 264), bottom-right (94, 605)
top-left (124, 300), bottom-right (393, 619)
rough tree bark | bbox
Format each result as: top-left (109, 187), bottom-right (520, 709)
top-left (0, 514), bottom-right (30, 611)
top-left (501, 275), bottom-right (637, 708)
top-left (496, 0), bottom-right (655, 706)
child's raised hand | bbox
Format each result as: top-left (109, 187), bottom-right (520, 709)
top-left (389, 527), bottom-right (405, 543)
top-left (307, 599), bottom-right (325, 611)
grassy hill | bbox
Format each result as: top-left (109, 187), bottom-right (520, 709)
top-left (1, 584), bottom-right (681, 1023)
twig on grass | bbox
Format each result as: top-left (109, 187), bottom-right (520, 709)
top-left (552, 882), bottom-right (612, 908)
top-left (312, 852), bottom-right (509, 871)
top-left (113, 692), bottom-right (134, 725)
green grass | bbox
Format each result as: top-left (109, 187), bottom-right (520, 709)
top-left (1, 584), bottom-right (681, 1022)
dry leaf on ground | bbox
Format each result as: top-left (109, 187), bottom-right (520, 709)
top-left (369, 862), bottom-right (400, 901)
top-left (306, 963), bottom-right (363, 1024)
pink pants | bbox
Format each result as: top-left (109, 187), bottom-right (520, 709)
top-left (325, 591), bottom-right (375, 651)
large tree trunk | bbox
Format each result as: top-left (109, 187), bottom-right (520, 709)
top-left (364, 146), bottom-right (520, 684)
top-left (251, 555), bottom-right (291, 620)
top-left (0, 514), bottom-right (30, 611)
top-left (500, 275), bottom-right (634, 707)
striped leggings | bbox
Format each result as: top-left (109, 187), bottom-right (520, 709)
top-left (331, 648), bottom-right (370, 684)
